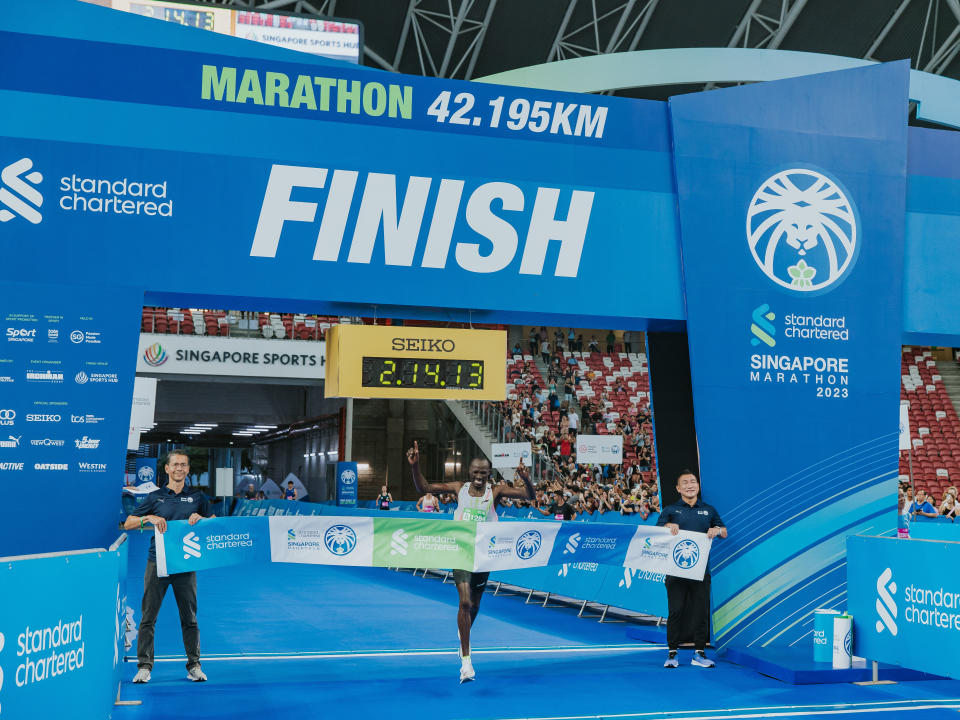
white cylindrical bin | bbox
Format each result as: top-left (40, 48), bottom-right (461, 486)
top-left (832, 614), bottom-right (853, 669)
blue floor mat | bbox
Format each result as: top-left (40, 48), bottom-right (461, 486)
top-left (116, 562), bottom-right (960, 720)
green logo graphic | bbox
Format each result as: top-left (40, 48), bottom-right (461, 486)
top-left (787, 259), bottom-right (816, 289)
top-left (750, 304), bottom-right (776, 347)
top-left (372, 518), bottom-right (475, 570)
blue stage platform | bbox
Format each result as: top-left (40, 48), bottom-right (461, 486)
top-left (721, 645), bottom-right (946, 685)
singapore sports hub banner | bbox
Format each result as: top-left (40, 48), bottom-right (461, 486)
top-left (670, 62), bottom-right (909, 649)
top-left (153, 516), bottom-right (712, 581)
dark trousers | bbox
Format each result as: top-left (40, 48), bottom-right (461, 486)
top-left (665, 575), bottom-right (711, 651)
top-left (137, 560), bottom-right (201, 670)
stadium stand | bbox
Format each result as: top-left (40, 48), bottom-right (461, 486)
top-left (901, 347), bottom-right (960, 508)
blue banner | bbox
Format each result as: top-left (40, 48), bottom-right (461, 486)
top-left (0, 280), bottom-right (143, 556)
top-left (0, 549), bottom-right (122, 719)
top-left (134, 457), bottom-right (157, 486)
top-left (847, 535), bottom-right (960, 679)
top-left (492, 561), bottom-right (667, 618)
top-left (670, 62), bottom-right (910, 648)
top-left (155, 517), bottom-right (272, 577)
top-left (336, 462), bottom-right (358, 507)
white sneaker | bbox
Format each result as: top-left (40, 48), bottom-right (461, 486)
top-left (132, 668), bottom-right (151, 683)
top-left (186, 665), bottom-right (207, 682)
top-left (691, 651), bottom-right (715, 668)
top-left (459, 657), bottom-right (475, 684)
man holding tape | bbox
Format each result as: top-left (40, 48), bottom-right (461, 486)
top-left (122, 450), bottom-right (214, 684)
top-left (658, 470), bottom-right (727, 669)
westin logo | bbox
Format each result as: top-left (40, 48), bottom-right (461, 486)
top-left (750, 303), bottom-right (776, 347)
top-left (875, 567), bottom-right (898, 636)
top-left (747, 168), bottom-right (857, 293)
top-left (0, 158), bottom-right (43, 224)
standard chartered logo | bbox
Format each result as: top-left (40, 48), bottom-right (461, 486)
top-left (563, 532), bottom-right (581, 555)
top-left (876, 567), bottom-right (898, 636)
top-left (750, 304), bottom-right (776, 347)
top-left (183, 532), bottom-right (202, 560)
top-left (0, 158), bottom-right (43, 225)
top-left (747, 168), bottom-right (857, 293)
top-left (390, 528), bottom-right (409, 556)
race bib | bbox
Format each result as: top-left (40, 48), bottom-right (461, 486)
top-left (461, 508), bottom-right (487, 522)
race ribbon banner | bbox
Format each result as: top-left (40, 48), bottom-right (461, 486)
top-left (154, 516), bottom-right (711, 580)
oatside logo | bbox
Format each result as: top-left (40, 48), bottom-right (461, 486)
top-left (0, 157), bottom-right (43, 224)
top-left (390, 528), bottom-right (409, 556)
top-left (251, 164), bottom-right (595, 278)
top-left (515, 530), bottom-right (542, 560)
top-left (323, 525), bottom-right (357, 556)
top-left (672, 539), bottom-right (700, 570)
top-left (750, 304), bottom-right (776, 347)
top-left (875, 567), bottom-right (898, 636)
top-left (183, 532), bottom-right (202, 560)
top-left (747, 168), bottom-right (858, 293)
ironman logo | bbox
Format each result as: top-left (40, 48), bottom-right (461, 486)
top-left (143, 342), bottom-right (168, 367)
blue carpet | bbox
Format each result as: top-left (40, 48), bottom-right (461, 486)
top-left (116, 547), bottom-right (960, 720)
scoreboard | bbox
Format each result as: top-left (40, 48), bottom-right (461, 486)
top-left (325, 325), bottom-right (506, 400)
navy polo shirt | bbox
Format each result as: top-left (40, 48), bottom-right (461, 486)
top-left (657, 499), bottom-right (725, 534)
top-left (131, 486), bottom-right (212, 562)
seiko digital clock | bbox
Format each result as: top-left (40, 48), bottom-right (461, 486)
top-left (325, 325), bottom-right (506, 400)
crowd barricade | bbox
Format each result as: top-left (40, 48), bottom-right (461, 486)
top-left (908, 516), bottom-right (960, 541)
top-left (0, 535), bottom-right (128, 720)
top-left (491, 561), bottom-right (667, 618)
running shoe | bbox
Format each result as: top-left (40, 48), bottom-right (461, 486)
top-left (132, 668), bottom-right (151, 684)
top-left (691, 651), bottom-right (715, 668)
top-left (663, 652), bottom-right (678, 668)
top-left (459, 665), bottom-right (476, 684)
top-left (186, 665), bottom-right (208, 682)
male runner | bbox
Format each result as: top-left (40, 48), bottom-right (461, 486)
top-left (407, 441), bottom-right (535, 683)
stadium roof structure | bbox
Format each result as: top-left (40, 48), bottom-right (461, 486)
top-left (192, 0), bottom-right (960, 100)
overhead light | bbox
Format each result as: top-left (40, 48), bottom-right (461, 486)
top-left (303, 454), bottom-right (309, 458)
top-left (194, 423), bottom-right (217, 428)
top-left (232, 432), bottom-right (254, 436)
top-left (251, 425), bottom-right (276, 430)
top-left (326, 450), bottom-right (337, 457)
top-left (357, 463), bottom-right (370, 471)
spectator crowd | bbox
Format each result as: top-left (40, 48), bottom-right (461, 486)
top-left (473, 327), bottom-right (661, 520)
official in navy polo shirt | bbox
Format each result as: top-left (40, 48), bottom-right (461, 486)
top-left (122, 450), bottom-right (214, 684)
top-left (657, 470), bottom-right (727, 669)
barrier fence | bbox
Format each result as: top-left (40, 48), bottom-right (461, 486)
top-left (0, 536), bottom-right (128, 720)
